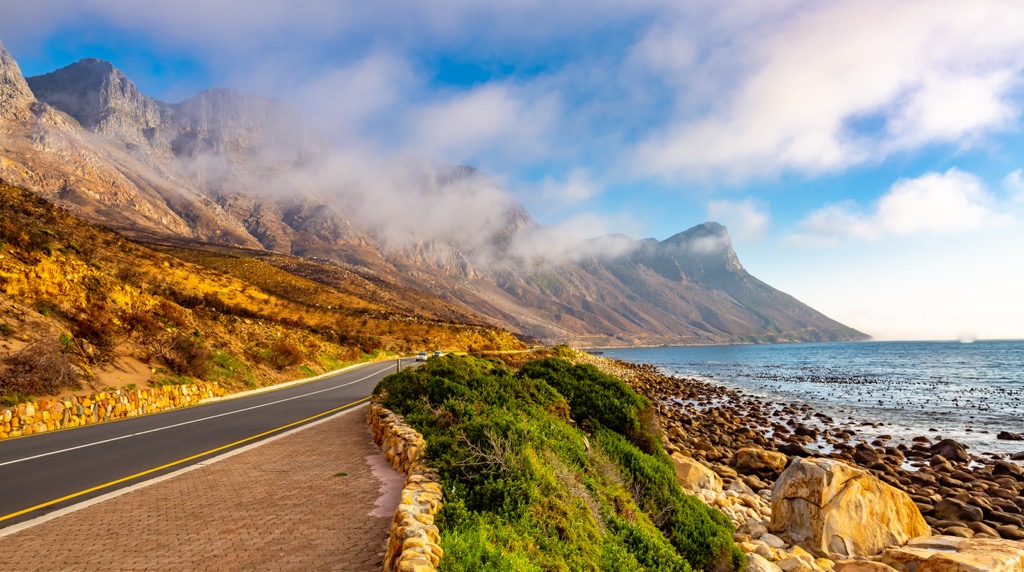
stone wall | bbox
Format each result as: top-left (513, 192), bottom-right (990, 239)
top-left (0, 382), bottom-right (225, 439)
top-left (367, 400), bottom-right (444, 572)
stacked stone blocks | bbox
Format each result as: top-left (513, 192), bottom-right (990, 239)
top-left (0, 382), bottom-right (225, 439)
top-left (368, 400), bottom-right (445, 572)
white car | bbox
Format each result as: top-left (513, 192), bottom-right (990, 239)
top-left (432, 350), bottom-right (444, 357)
top-left (416, 352), bottom-right (429, 361)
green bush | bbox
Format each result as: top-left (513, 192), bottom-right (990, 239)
top-left (374, 355), bottom-right (739, 571)
top-left (519, 358), bottom-right (660, 454)
top-left (597, 430), bottom-right (743, 571)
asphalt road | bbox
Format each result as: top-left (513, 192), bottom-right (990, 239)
top-left (0, 359), bottom-right (407, 529)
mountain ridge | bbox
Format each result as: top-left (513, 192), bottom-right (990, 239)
top-left (0, 46), bottom-right (869, 345)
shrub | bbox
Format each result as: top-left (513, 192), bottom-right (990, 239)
top-left (266, 340), bottom-right (304, 370)
top-left (160, 334), bottom-right (212, 378)
top-left (123, 308), bottom-right (162, 336)
top-left (72, 305), bottom-right (121, 360)
top-left (519, 358), bottom-right (660, 454)
top-left (0, 341), bottom-right (81, 398)
top-left (597, 429), bottom-right (743, 572)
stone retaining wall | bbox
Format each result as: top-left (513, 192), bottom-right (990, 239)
top-left (0, 382), bottom-right (225, 439)
top-left (367, 400), bottom-right (444, 572)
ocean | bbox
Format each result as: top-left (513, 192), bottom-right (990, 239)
top-left (598, 340), bottom-right (1024, 457)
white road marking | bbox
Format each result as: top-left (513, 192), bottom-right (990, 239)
top-left (0, 364), bottom-right (391, 469)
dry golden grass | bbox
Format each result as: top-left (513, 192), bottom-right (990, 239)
top-left (0, 181), bottom-right (524, 403)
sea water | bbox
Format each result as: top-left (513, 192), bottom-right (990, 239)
top-left (599, 340), bottom-right (1024, 457)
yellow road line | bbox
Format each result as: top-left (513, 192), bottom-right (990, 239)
top-left (0, 395), bottom-right (372, 524)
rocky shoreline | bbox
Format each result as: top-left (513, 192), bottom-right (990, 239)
top-left (573, 351), bottom-right (1024, 570)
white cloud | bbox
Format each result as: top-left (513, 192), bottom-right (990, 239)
top-left (793, 169), bottom-right (1008, 243)
top-left (290, 52), bottom-right (417, 147)
top-left (538, 169), bottom-right (601, 205)
top-left (9, 0), bottom-right (1024, 187)
top-left (1005, 170), bottom-right (1024, 202)
top-left (510, 212), bottom-right (640, 263)
top-left (706, 198), bottom-right (768, 242)
top-left (405, 83), bottom-right (558, 165)
top-left (632, 0), bottom-right (1024, 181)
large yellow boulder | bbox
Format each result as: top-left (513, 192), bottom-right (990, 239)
top-left (670, 452), bottom-right (723, 493)
top-left (882, 536), bottom-right (1024, 572)
top-left (770, 458), bottom-right (928, 560)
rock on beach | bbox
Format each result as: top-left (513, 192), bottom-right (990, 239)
top-left (770, 458), bottom-right (929, 560)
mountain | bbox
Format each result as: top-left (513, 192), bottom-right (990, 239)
top-left (0, 44), bottom-right (868, 346)
top-left (0, 41), bottom-right (35, 121)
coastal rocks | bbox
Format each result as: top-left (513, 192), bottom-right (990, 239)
top-left (832, 562), bottom-right (898, 571)
top-left (929, 439), bottom-right (970, 464)
top-left (734, 447), bottom-right (790, 475)
top-left (999, 432), bottom-right (1024, 441)
top-left (671, 453), bottom-right (723, 493)
top-left (745, 553), bottom-right (783, 571)
top-left (571, 351), bottom-right (1024, 563)
top-left (770, 458), bottom-right (929, 560)
top-left (881, 535), bottom-right (1024, 571)
top-left (934, 498), bottom-right (984, 523)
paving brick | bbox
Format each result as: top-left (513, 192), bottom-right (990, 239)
top-left (0, 403), bottom-right (400, 571)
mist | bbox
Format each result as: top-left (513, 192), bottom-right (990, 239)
top-left (254, 147), bottom-right (642, 271)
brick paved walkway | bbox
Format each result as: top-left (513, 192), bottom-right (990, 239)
top-left (0, 403), bottom-right (403, 571)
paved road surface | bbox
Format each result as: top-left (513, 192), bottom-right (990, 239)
top-left (0, 403), bottom-right (403, 571)
top-left (0, 360), bottom-right (404, 528)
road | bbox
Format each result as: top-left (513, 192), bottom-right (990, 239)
top-left (0, 359), bottom-right (405, 529)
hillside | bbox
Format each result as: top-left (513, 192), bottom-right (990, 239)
top-left (0, 41), bottom-right (868, 346)
top-left (0, 181), bottom-right (522, 404)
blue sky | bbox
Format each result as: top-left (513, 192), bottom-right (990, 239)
top-left (3, 0), bottom-right (1023, 340)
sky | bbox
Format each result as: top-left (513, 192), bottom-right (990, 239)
top-left (2, 0), bottom-right (1023, 341)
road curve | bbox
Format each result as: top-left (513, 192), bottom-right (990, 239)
top-left (0, 360), bottom-right (405, 528)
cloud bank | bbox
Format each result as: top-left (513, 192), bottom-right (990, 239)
top-left (7, 0), bottom-right (1024, 186)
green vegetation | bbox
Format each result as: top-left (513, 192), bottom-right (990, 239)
top-left (374, 356), bottom-right (741, 571)
top-left (209, 350), bottom-right (257, 389)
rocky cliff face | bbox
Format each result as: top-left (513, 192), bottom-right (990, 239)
top-left (0, 47), bottom-right (868, 345)
top-left (27, 58), bottom-right (168, 146)
top-left (0, 41), bottom-right (36, 121)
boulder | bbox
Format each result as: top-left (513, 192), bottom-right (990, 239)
top-left (670, 453), bottom-right (723, 493)
top-left (933, 498), bottom-right (983, 523)
top-left (994, 460), bottom-right (1024, 478)
top-left (745, 553), bottom-right (782, 572)
top-left (833, 561), bottom-right (899, 571)
top-left (735, 447), bottom-right (790, 473)
top-left (770, 458), bottom-right (929, 560)
top-left (882, 536), bottom-right (1024, 572)
top-left (779, 443), bottom-right (817, 458)
top-left (930, 439), bottom-right (970, 464)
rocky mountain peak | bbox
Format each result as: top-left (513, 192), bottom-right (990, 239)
top-left (27, 57), bottom-right (165, 145)
top-left (0, 40), bottom-right (36, 121)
